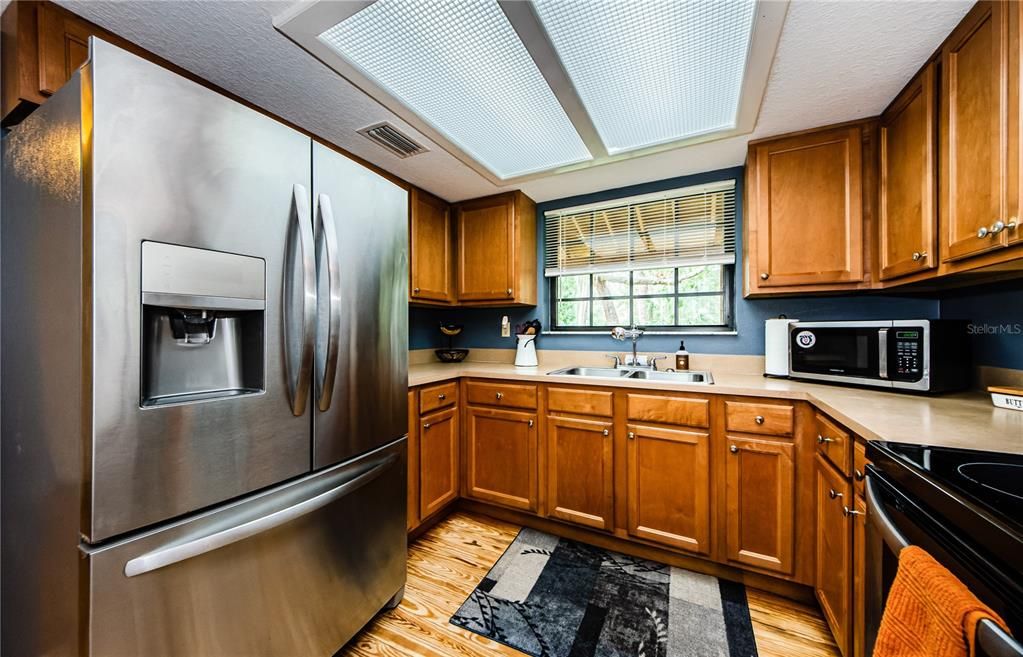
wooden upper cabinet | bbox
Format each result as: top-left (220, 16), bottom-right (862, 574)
top-left (464, 405), bottom-right (539, 512)
top-left (456, 191), bottom-right (537, 305)
top-left (724, 435), bottom-right (795, 576)
top-left (746, 123), bottom-right (870, 295)
top-left (2, 1), bottom-right (100, 126)
top-left (941, 2), bottom-right (1011, 263)
top-left (419, 406), bottom-right (459, 520)
top-left (545, 415), bottom-right (614, 530)
top-left (815, 455), bottom-right (853, 657)
top-left (409, 189), bottom-right (453, 304)
top-left (879, 62), bottom-right (938, 281)
top-left (626, 424), bottom-right (712, 555)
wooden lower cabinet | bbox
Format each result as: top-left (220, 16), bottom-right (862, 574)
top-left (464, 405), bottom-right (539, 512)
top-left (724, 435), bottom-right (796, 575)
top-left (546, 415), bottom-right (614, 530)
top-left (407, 390), bottom-right (419, 531)
top-left (419, 406), bottom-right (459, 520)
top-left (852, 493), bottom-right (868, 657)
top-left (815, 454), bottom-right (853, 657)
top-left (625, 423), bottom-right (712, 555)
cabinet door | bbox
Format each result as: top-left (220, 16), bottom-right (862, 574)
top-left (626, 424), bottom-right (711, 555)
top-left (409, 189), bottom-right (453, 303)
top-left (942, 2), bottom-right (1010, 262)
top-left (724, 436), bottom-right (795, 575)
top-left (465, 406), bottom-right (538, 511)
top-left (546, 416), bottom-right (614, 530)
top-left (37, 3), bottom-right (92, 96)
top-left (750, 125), bottom-right (865, 288)
top-left (815, 455), bottom-right (853, 657)
top-left (852, 494), bottom-right (867, 657)
top-left (407, 390), bottom-right (419, 531)
top-left (457, 195), bottom-right (514, 301)
top-left (419, 406), bottom-right (459, 519)
top-left (879, 63), bottom-right (937, 280)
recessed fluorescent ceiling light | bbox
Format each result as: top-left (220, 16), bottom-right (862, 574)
top-left (531, 0), bottom-right (757, 155)
top-left (318, 0), bottom-right (592, 179)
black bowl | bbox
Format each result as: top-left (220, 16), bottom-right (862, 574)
top-left (434, 348), bottom-right (469, 363)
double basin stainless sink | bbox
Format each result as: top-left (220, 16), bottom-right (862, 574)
top-left (547, 366), bottom-right (714, 384)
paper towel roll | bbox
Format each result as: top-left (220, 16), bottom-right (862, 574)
top-left (765, 318), bottom-right (798, 376)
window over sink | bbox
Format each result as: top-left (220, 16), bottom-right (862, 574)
top-left (544, 179), bottom-right (736, 332)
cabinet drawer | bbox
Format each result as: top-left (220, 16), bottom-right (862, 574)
top-left (815, 412), bottom-right (852, 476)
top-left (724, 401), bottom-right (794, 436)
top-left (853, 440), bottom-right (869, 498)
top-left (466, 380), bottom-right (538, 409)
top-left (419, 381), bottom-right (458, 414)
top-left (626, 393), bottom-right (709, 429)
top-left (547, 387), bottom-right (613, 417)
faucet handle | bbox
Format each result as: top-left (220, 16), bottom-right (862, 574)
top-left (604, 353), bottom-right (622, 368)
top-left (649, 355), bottom-right (667, 371)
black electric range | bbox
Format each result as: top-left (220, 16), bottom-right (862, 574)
top-left (867, 441), bottom-right (1023, 639)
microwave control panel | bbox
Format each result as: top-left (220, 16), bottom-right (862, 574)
top-left (892, 329), bottom-right (923, 380)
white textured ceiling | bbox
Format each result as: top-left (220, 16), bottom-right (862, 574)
top-left (58, 0), bottom-right (971, 203)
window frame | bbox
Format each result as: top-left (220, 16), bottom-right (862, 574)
top-left (548, 264), bottom-right (735, 333)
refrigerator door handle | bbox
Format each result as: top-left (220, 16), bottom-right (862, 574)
top-left (123, 452), bottom-right (398, 577)
top-left (316, 193), bottom-right (342, 411)
top-left (285, 183), bottom-right (316, 416)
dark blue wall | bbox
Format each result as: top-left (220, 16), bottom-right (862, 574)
top-left (411, 166), bottom-right (946, 357)
top-left (939, 283), bottom-right (1023, 370)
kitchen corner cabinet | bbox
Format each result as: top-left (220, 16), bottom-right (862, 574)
top-left (409, 188), bottom-right (454, 305)
top-left (455, 191), bottom-right (537, 306)
top-left (745, 122), bottom-right (874, 296)
top-left (2, 1), bottom-right (101, 126)
top-left (418, 406), bottom-right (459, 520)
top-left (879, 62), bottom-right (938, 282)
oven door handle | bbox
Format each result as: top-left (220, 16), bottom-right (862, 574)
top-left (866, 475), bottom-right (1023, 657)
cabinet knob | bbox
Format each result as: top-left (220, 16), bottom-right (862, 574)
top-left (527, 419), bottom-right (534, 428)
top-left (911, 251), bottom-right (927, 262)
top-left (760, 272), bottom-right (769, 280)
top-left (628, 431), bottom-right (635, 440)
top-left (602, 428), bottom-right (610, 437)
top-left (978, 226), bottom-right (990, 239)
top-left (817, 434), bottom-right (835, 444)
top-left (423, 422), bottom-right (431, 430)
top-left (754, 415), bottom-right (765, 425)
top-left (854, 468), bottom-right (865, 481)
top-left (1008, 217), bottom-right (1019, 231)
top-left (829, 488), bottom-right (843, 500)
top-left (991, 220), bottom-right (1007, 235)
top-left (413, 287), bottom-right (420, 293)
top-left (843, 506), bottom-right (863, 518)
top-left (438, 393), bottom-right (446, 400)
top-left (729, 444), bottom-right (739, 454)
top-left (506, 288), bottom-right (513, 296)
top-left (495, 392), bottom-right (504, 400)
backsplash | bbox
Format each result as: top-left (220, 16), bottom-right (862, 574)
top-left (410, 166), bottom-right (1021, 371)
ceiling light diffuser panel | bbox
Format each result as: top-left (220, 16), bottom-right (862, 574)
top-left (531, 0), bottom-right (757, 154)
top-left (317, 0), bottom-right (592, 179)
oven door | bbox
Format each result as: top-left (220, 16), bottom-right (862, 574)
top-left (789, 321), bottom-right (887, 385)
top-left (865, 470), bottom-right (1023, 657)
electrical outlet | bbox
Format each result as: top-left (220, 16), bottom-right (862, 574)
top-left (501, 315), bottom-right (511, 338)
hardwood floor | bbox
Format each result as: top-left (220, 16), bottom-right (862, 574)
top-left (340, 511), bottom-right (841, 657)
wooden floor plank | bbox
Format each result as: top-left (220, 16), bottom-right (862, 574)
top-left (339, 511), bottom-right (840, 657)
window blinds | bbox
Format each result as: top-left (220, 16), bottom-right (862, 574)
top-left (543, 180), bottom-right (736, 277)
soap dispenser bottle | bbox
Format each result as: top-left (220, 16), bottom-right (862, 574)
top-left (675, 340), bottom-right (690, 371)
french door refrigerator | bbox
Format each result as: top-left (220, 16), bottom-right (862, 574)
top-left (1, 40), bottom-right (409, 657)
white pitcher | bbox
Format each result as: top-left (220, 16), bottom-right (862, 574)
top-left (514, 334), bottom-right (538, 367)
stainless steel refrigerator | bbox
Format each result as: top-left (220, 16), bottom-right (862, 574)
top-left (1, 39), bottom-right (409, 657)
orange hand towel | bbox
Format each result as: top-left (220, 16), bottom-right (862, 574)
top-left (874, 545), bottom-right (1011, 657)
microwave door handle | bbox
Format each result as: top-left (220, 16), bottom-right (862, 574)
top-left (315, 193), bottom-right (341, 412)
top-left (285, 183), bottom-right (316, 416)
top-left (878, 328), bottom-right (889, 379)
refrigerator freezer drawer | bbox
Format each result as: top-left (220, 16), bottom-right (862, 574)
top-left (83, 438), bottom-right (406, 657)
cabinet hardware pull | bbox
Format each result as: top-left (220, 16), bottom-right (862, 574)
top-left (527, 419), bottom-right (534, 428)
top-left (423, 423), bottom-right (431, 430)
top-left (1008, 217), bottom-right (1019, 231)
top-left (754, 415), bottom-right (765, 425)
top-left (495, 392), bottom-right (504, 400)
top-left (829, 488), bottom-right (843, 500)
top-left (817, 434), bottom-right (835, 444)
top-left (911, 251), bottom-right (928, 262)
top-left (438, 393), bottom-right (446, 400)
top-left (854, 469), bottom-right (865, 481)
top-left (506, 288), bottom-right (513, 296)
top-left (978, 226), bottom-right (990, 238)
top-left (729, 444), bottom-right (739, 453)
top-left (628, 431), bottom-right (635, 440)
top-left (991, 220), bottom-right (1007, 235)
top-left (602, 428), bottom-right (610, 436)
top-left (760, 272), bottom-right (769, 280)
top-left (413, 287), bottom-right (420, 293)
top-left (843, 506), bottom-right (863, 517)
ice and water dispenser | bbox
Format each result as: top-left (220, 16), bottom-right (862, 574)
top-left (140, 241), bottom-right (265, 407)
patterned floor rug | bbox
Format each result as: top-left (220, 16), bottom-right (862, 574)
top-left (450, 528), bottom-right (759, 657)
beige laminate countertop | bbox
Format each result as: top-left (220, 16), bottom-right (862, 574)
top-left (409, 362), bottom-right (1023, 454)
